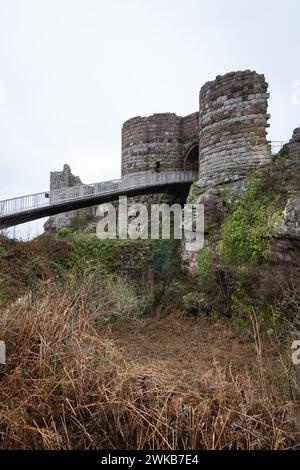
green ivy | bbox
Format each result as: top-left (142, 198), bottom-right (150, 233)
top-left (220, 176), bottom-right (279, 265)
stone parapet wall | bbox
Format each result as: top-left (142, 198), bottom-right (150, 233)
top-left (197, 70), bottom-right (271, 188)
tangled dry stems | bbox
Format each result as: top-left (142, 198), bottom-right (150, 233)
top-left (0, 272), bottom-right (300, 450)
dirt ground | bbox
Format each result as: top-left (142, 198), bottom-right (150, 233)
top-left (109, 312), bottom-right (279, 386)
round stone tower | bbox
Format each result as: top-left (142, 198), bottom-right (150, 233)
top-left (198, 70), bottom-right (271, 188)
top-left (121, 112), bottom-right (199, 178)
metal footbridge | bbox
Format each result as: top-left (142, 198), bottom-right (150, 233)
top-left (0, 171), bottom-right (198, 228)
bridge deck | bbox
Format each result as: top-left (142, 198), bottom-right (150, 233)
top-left (0, 171), bottom-right (198, 228)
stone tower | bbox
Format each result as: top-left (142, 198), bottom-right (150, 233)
top-left (198, 70), bottom-right (270, 189)
top-left (121, 112), bottom-right (199, 178)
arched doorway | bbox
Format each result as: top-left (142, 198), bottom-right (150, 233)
top-left (183, 143), bottom-right (199, 172)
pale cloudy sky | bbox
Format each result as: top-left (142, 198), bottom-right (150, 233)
top-left (0, 0), bottom-right (299, 237)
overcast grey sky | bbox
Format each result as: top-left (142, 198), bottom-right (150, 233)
top-left (0, 0), bottom-right (299, 236)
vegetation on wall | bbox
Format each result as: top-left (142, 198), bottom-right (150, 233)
top-left (220, 175), bottom-right (280, 265)
top-left (193, 153), bottom-right (300, 320)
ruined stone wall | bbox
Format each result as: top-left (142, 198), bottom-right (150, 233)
top-left (50, 164), bottom-right (82, 191)
top-left (121, 112), bottom-right (199, 177)
top-left (45, 164), bottom-right (94, 232)
top-left (197, 70), bottom-right (271, 189)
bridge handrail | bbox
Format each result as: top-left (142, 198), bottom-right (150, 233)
top-left (0, 171), bottom-right (198, 217)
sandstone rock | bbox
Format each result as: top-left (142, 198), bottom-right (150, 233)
top-left (277, 193), bottom-right (300, 240)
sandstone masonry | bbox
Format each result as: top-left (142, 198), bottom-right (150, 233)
top-left (197, 70), bottom-right (271, 188)
top-left (45, 164), bottom-right (93, 231)
top-left (121, 112), bottom-right (199, 177)
top-left (50, 164), bottom-right (82, 190)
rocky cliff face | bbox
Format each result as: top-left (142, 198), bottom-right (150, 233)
top-left (271, 128), bottom-right (300, 265)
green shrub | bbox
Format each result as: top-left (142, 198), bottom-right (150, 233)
top-left (278, 143), bottom-right (289, 158)
top-left (56, 227), bottom-right (74, 238)
top-left (69, 212), bottom-right (93, 231)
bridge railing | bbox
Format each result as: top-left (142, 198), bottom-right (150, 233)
top-left (0, 171), bottom-right (198, 217)
top-left (120, 171), bottom-right (198, 190)
top-left (0, 192), bottom-right (49, 218)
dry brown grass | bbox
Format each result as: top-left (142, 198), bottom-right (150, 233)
top-left (0, 272), bottom-right (300, 450)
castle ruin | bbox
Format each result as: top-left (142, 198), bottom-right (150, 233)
top-left (46, 70), bottom-right (272, 230)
